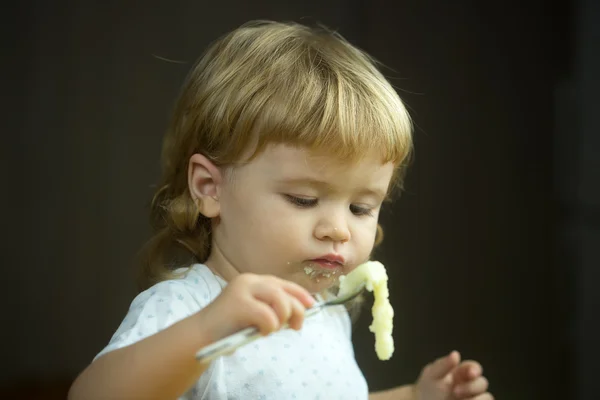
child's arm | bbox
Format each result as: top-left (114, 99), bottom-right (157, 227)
top-left (68, 274), bottom-right (314, 400)
top-left (68, 311), bottom-right (213, 400)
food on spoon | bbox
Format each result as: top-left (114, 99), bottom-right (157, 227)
top-left (338, 261), bottom-right (394, 360)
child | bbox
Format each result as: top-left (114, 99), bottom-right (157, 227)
top-left (69, 20), bottom-right (493, 400)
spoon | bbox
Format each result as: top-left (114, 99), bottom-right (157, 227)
top-left (195, 283), bottom-right (365, 364)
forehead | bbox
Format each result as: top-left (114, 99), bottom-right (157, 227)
top-left (242, 144), bottom-right (395, 192)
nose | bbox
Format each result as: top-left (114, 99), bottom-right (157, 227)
top-left (314, 211), bottom-right (351, 243)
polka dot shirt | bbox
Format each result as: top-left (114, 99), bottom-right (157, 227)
top-left (96, 264), bottom-right (369, 399)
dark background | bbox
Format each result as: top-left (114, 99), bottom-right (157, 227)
top-left (3, 0), bottom-right (598, 399)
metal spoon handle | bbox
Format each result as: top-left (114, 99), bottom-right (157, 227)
top-left (195, 303), bottom-right (324, 364)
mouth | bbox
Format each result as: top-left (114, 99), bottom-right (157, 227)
top-left (308, 259), bottom-right (344, 269)
top-left (308, 254), bottom-right (345, 269)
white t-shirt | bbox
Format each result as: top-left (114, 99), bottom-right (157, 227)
top-left (96, 264), bottom-right (369, 399)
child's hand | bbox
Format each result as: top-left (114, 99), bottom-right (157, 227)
top-left (414, 351), bottom-right (493, 400)
top-left (200, 273), bottom-right (316, 341)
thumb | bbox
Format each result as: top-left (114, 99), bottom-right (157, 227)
top-left (423, 351), bottom-right (461, 380)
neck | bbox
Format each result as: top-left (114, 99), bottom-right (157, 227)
top-left (203, 242), bottom-right (240, 283)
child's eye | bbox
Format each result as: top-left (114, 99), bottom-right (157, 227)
top-left (284, 194), bottom-right (318, 208)
top-left (350, 204), bottom-right (374, 217)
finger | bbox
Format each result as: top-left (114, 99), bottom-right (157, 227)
top-left (270, 291), bottom-right (292, 326)
top-left (423, 351), bottom-right (461, 380)
top-left (252, 285), bottom-right (293, 324)
top-left (287, 297), bottom-right (306, 331)
top-left (255, 286), bottom-right (292, 325)
top-left (279, 279), bottom-right (315, 308)
top-left (453, 360), bottom-right (483, 384)
top-left (250, 301), bottom-right (281, 335)
top-left (453, 376), bottom-right (489, 398)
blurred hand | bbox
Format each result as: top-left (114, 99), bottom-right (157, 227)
top-left (414, 351), bottom-right (493, 400)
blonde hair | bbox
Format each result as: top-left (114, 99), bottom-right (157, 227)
top-left (138, 20), bottom-right (413, 290)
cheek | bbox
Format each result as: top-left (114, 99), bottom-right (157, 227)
top-left (257, 202), bottom-right (304, 239)
top-left (237, 195), bottom-right (303, 242)
top-left (352, 219), bottom-right (379, 251)
top-left (240, 205), bottom-right (308, 269)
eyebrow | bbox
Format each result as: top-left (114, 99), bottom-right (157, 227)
top-left (276, 177), bottom-right (387, 199)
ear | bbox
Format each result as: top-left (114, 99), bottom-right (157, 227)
top-left (188, 153), bottom-right (223, 218)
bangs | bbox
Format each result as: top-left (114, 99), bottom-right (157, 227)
top-left (250, 57), bottom-right (413, 167)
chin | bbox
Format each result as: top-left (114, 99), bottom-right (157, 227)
top-left (300, 272), bottom-right (341, 295)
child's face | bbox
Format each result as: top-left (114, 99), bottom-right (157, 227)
top-left (206, 144), bottom-right (394, 293)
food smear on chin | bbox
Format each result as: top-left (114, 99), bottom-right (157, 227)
top-left (303, 263), bottom-right (339, 282)
top-left (338, 261), bottom-right (394, 361)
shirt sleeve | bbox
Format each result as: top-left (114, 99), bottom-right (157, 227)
top-left (94, 279), bottom-right (210, 360)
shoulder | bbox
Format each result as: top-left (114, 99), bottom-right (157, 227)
top-left (140, 264), bottom-right (225, 306)
top-left (95, 264), bottom-right (224, 359)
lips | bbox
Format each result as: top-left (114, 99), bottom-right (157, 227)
top-left (310, 260), bottom-right (341, 269)
top-left (309, 254), bottom-right (345, 269)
